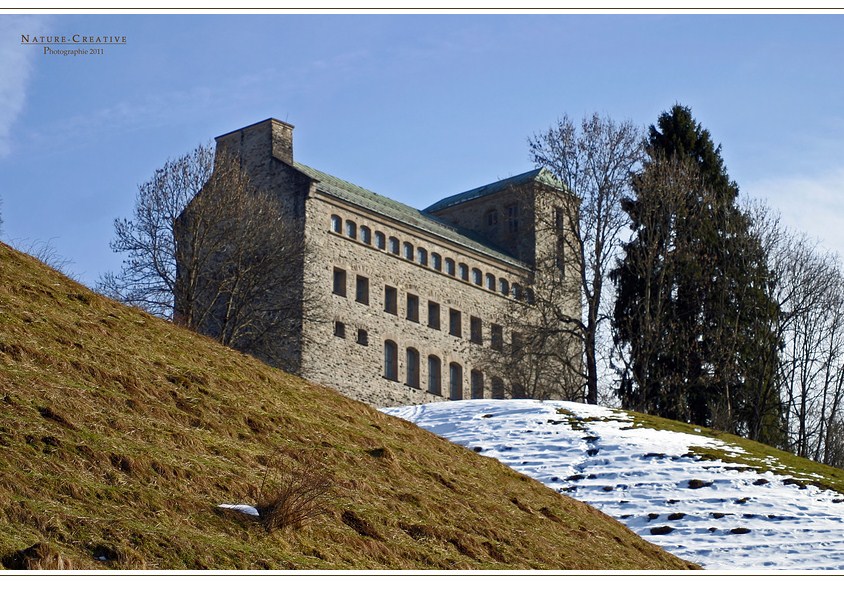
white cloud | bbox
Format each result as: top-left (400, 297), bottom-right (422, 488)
top-left (746, 168), bottom-right (844, 260)
top-left (0, 16), bottom-right (44, 157)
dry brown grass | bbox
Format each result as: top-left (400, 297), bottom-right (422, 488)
top-left (0, 242), bottom-right (697, 570)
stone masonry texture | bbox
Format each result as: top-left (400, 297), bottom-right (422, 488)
top-left (178, 118), bottom-right (582, 407)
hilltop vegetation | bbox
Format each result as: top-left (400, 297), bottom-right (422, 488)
top-left (0, 243), bottom-right (694, 570)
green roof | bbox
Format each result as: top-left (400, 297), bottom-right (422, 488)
top-left (424, 168), bottom-right (566, 213)
top-left (292, 162), bottom-right (528, 269)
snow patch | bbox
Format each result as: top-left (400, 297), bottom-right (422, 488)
top-left (384, 399), bottom-right (844, 570)
top-left (218, 504), bottom-right (259, 517)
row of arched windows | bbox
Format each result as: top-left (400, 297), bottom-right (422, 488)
top-left (383, 340), bottom-right (508, 400)
top-left (330, 213), bottom-right (533, 302)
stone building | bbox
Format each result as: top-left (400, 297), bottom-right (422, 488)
top-left (179, 118), bottom-right (581, 407)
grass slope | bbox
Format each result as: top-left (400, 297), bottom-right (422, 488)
top-left (628, 411), bottom-right (844, 494)
top-left (0, 243), bottom-right (695, 570)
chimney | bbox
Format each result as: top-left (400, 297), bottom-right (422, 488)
top-left (214, 118), bottom-right (295, 166)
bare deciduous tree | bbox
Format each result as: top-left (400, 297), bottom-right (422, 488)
top-left (527, 113), bottom-right (644, 404)
top-left (98, 143), bottom-right (215, 318)
top-left (174, 151), bottom-right (322, 371)
top-left (100, 144), bottom-right (321, 372)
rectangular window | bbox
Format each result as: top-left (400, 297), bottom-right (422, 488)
top-left (355, 275), bottom-right (369, 305)
top-left (332, 268), bottom-right (346, 297)
top-left (334, 321), bottom-right (345, 338)
top-left (357, 329), bottom-right (368, 346)
top-left (512, 331), bottom-right (523, 354)
top-left (491, 324), bottom-right (503, 351)
top-left (406, 293), bottom-right (419, 323)
top-left (384, 286), bottom-right (398, 315)
top-left (428, 301), bottom-right (440, 330)
top-left (449, 309), bottom-right (462, 338)
top-left (508, 204), bottom-right (519, 232)
top-left (470, 316), bottom-right (482, 344)
top-left (555, 206), bottom-right (566, 274)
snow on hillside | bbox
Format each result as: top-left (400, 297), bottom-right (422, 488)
top-left (383, 399), bottom-right (844, 570)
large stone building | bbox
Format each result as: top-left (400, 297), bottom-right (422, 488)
top-left (179, 118), bottom-right (581, 407)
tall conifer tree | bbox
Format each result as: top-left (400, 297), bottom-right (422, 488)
top-left (612, 105), bottom-right (780, 438)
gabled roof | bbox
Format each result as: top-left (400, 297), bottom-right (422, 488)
top-left (423, 168), bottom-right (567, 214)
top-left (292, 162), bottom-right (528, 269)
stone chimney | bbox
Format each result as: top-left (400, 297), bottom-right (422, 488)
top-left (214, 118), bottom-right (295, 166)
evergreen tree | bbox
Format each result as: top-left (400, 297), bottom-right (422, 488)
top-left (612, 105), bottom-right (780, 438)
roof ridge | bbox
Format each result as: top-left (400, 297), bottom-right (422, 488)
top-left (423, 167), bottom-right (566, 213)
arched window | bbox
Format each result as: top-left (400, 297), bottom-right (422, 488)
top-left (384, 340), bottom-right (398, 381)
top-left (485, 273), bottom-right (495, 290)
top-left (417, 247), bottom-right (428, 266)
top-left (406, 348), bottom-right (420, 389)
top-left (491, 377), bottom-right (505, 399)
top-left (449, 363), bottom-right (463, 400)
top-left (388, 237), bottom-right (399, 255)
top-left (403, 242), bottom-right (414, 260)
top-left (431, 253), bottom-right (442, 271)
top-left (471, 370), bottom-right (484, 399)
top-left (375, 231), bottom-right (386, 250)
top-left (360, 225), bottom-right (372, 245)
top-left (345, 220), bottom-right (357, 239)
top-left (427, 355), bottom-right (442, 395)
top-left (498, 278), bottom-right (509, 296)
top-left (471, 268), bottom-right (482, 286)
top-left (458, 263), bottom-right (469, 281)
top-left (445, 258), bottom-right (456, 276)
top-left (512, 283), bottom-right (522, 300)
top-left (330, 215), bottom-right (342, 233)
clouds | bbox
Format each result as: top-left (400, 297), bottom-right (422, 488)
top-left (747, 167), bottom-right (844, 258)
top-left (0, 15), bottom-right (44, 157)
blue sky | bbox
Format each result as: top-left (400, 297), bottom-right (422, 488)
top-left (1, 12), bottom-right (843, 286)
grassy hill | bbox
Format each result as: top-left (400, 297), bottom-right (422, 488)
top-left (0, 243), bottom-right (695, 570)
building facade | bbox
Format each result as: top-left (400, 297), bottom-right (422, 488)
top-left (183, 118), bottom-right (581, 407)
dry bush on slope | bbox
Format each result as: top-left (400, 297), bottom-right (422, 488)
top-left (256, 451), bottom-right (334, 533)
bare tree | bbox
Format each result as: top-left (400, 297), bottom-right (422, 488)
top-left (100, 144), bottom-right (321, 372)
top-left (746, 201), bottom-right (844, 460)
top-left (771, 230), bottom-right (844, 459)
top-left (487, 273), bottom-right (585, 401)
top-left (528, 113), bottom-right (644, 404)
top-left (98, 143), bottom-right (215, 318)
top-left (173, 151), bottom-right (322, 372)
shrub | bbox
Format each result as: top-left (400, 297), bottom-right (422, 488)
top-left (255, 451), bottom-right (334, 533)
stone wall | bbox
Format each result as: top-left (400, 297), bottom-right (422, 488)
top-left (427, 184), bottom-right (538, 267)
top-left (185, 117), bottom-right (583, 408)
top-left (300, 192), bottom-right (531, 407)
